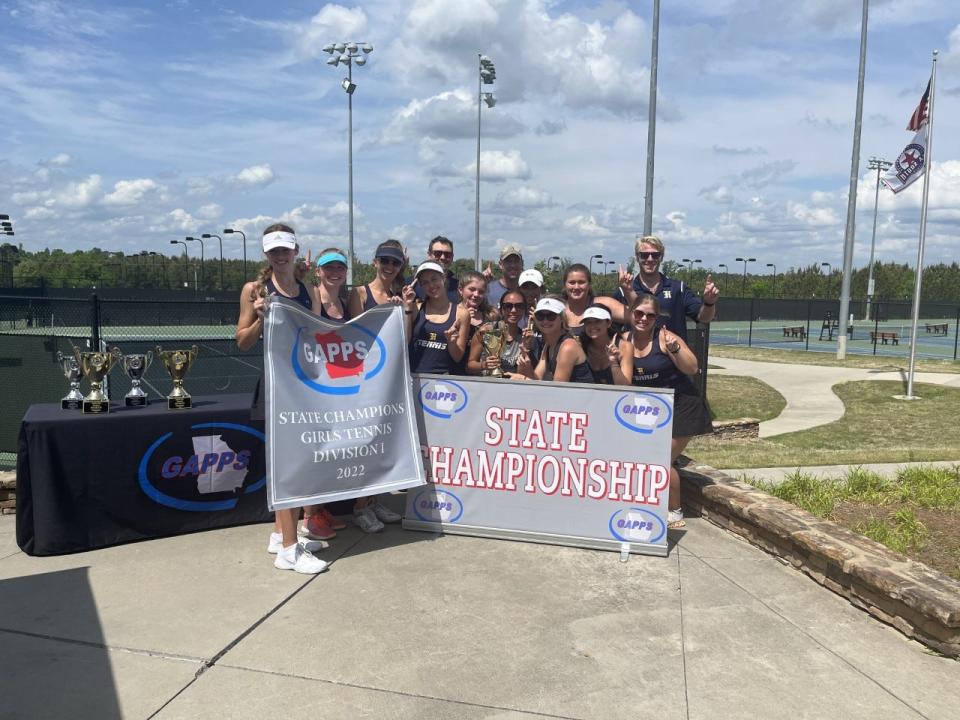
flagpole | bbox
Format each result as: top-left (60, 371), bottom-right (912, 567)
top-left (905, 50), bottom-right (938, 400)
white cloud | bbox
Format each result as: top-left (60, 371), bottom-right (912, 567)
top-left (788, 201), bottom-right (839, 227)
top-left (492, 186), bottom-right (553, 211)
top-left (564, 214), bottom-right (611, 237)
top-left (293, 5), bottom-right (368, 61)
top-left (103, 178), bottom-right (159, 206)
top-left (470, 150), bottom-right (531, 182)
top-left (380, 89), bottom-right (524, 143)
top-left (234, 164), bottom-right (275, 188)
top-left (56, 174), bottom-right (103, 208)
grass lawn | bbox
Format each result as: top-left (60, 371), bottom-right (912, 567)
top-left (748, 467), bottom-right (960, 580)
top-left (691, 380), bottom-right (960, 468)
top-left (710, 344), bottom-right (960, 373)
top-left (706, 374), bottom-right (785, 422)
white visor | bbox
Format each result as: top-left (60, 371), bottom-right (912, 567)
top-left (581, 306), bottom-right (612, 322)
top-left (534, 297), bottom-right (566, 315)
top-left (414, 260), bottom-right (445, 278)
top-left (262, 230), bottom-right (297, 252)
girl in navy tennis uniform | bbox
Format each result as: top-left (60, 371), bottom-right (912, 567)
top-left (516, 296), bottom-right (593, 383)
top-left (406, 261), bottom-right (470, 374)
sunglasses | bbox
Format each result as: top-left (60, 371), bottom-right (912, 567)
top-left (431, 250), bottom-right (453, 260)
top-left (633, 311), bottom-right (658, 320)
top-left (377, 256), bottom-right (402, 267)
top-left (534, 311), bottom-right (559, 321)
top-left (502, 302), bottom-right (526, 311)
top-left (638, 251), bottom-right (662, 260)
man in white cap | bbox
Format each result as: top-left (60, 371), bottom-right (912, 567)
top-left (487, 244), bottom-right (524, 307)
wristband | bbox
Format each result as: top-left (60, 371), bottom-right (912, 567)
top-left (703, 301), bottom-right (715, 307)
top-left (405, 310), bottom-right (414, 315)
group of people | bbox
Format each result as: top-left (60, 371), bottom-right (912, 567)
top-left (237, 224), bottom-right (719, 574)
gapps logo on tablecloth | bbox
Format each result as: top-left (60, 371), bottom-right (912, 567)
top-left (419, 379), bottom-right (468, 419)
top-left (412, 488), bottom-right (464, 523)
top-left (608, 507), bottom-right (666, 544)
top-left (292, 325), bottom-right (387, 395)
top-left (613, 392), bottom-right (672, 435)
top-left (138, 422), bottom-right (266, 512)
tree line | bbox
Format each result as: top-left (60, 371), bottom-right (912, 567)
top-left (1, 243), bottom-right (958, 303)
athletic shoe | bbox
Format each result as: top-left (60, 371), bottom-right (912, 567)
top-left (299, 513), bottom-right (337, 540)
top-left (370, 500), bottom-right (401, 524)
top-left (354, 507), bottom-right (385, 533)
top-left (667, 509), bottom-right (686, 529)
top-left (274, 543), bottom-right (329, 574)
top-left (268, 532), bottom-right (328, 554)
top-left (318, 506), bottom-right (347, 530)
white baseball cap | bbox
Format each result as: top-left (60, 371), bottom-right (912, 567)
top-left (519, 269), bottom-right (544, 287)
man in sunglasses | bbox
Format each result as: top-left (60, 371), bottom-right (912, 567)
top-left (415, 235), bottom-right (459, 302)
top-left (487, 244), bottom-right (524, 307)
top-left (616, 235), bottom-right (718, 342)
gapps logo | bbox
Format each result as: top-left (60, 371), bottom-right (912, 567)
top-left (608, 507), bottom-right (666, 544)
top-left (614, 393), bottom-right (672, 434)
top-left (138, 422), bottom-right (266, 511)
top-left (419, 379), bottom-right (468, 419)
top-left (412, 488), bottom-right (464, 523)
top-left (292, 325), bottom-right (387, 395)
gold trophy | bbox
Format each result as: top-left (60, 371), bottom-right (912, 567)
top-left (156, 345), bottom-right (199, 409)
top-left (112, 348), bottom-right (153, 407)
top-left (72, 346), bottom-right (118, 414)
top-left (481, 325), bottom-right (505, 377)
top-left (56, 350), bottom-right (85, 410)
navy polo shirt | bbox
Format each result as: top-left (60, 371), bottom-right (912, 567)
top-left (615, 272), bottom-right (702, 341)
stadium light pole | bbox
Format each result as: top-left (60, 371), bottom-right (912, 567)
top-left (323, 41), bottom-right (373, 285)
top-left (185, 236), bottom-right (205, 291)
top-left (865, 156), bottom-right (892, 320)
top-left (589, 254), bottom-right (603, 275)
top-left (201, 233), bottom-right (223, 289)
top-left (475, 53), bottom-right (497, 270)
top-left (223, 228), bottom-right (247, 279)
top-left (643, 0), bottom-right (661, 235)
top-left (821, 262), bottom-right (833, 298)
top-left (766, 263), bottom-right (777, 297)
top-left (735, 257), bottom-right (755, 297)
top-left (170, 240), bottom-right (189, 289)
top-left (718, 263), bottom-right (729, 292)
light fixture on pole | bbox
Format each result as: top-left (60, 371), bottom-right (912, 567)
top-left (201, 233), bottom-right (224, 290)
top-left (766, 263), bottom-right (777, 297)
top-left (323, 40), bottom-right (373, 286)
top-left (681, 257), bottom-right (702, 275)
top-left (821, 262), bottom-right (833, 297)
top-left (170, 240), bottom-right (189, 288)
top-left (589, 254), bottom-right (603, 275)
top-left (865, 156), bottom-right (892, 320)
top-left (718, 263), bottom-right (728, 290)
top-left (734, 257), bottom-right (755, 297)
top-left (475, 53), bottom-right (496, 270)
top-left (185, 236), bottom-right (205, 291)
top-left (223, 228), bottom-right (247, 279)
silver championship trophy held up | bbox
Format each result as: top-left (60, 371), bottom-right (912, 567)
top-left (156, 345), bottom-right (198, 409)
top-left (113, 348), bottom-right (153, 407)
top-left (57, 350), bottom-right (84, 410)
top-left (72, 346), bottom-right (118, 414)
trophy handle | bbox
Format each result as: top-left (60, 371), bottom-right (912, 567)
top-left (145, 349), bottom-right (154, 369)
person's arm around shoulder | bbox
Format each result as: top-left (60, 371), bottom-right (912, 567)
top-left (596, 295), bottom-right (627, 325)
top-left (660, 328), bottom-right (698, 375)
top-left (618, 335), bottom-right (634, 383)
top-left (695, 273), bottom-right (719, 324)
top-left (236, 282), bottom-right (264, 352)
top-left (552, 337), bottom-right (586, 383)
top-left (444, 307), bottom-right (471, 362)
top-left (465, 328), bottom-right (486, 375)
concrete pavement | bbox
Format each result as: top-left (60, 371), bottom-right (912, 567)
top-left (726, 460), bottom-right (960, 486)
top-left (710, 356), bottom-right (960, 438)
top-left (1, 504), bottom-right (958, 719)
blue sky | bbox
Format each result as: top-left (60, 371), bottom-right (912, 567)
top-left (1, 0), bottom-right (958, 276)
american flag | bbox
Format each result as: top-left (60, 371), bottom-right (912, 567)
top-left (906, 80), bottom-right (930, 132)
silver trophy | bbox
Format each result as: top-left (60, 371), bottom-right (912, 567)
top-left (57, 351), bottom-right (84, 410)
top-left (112, 348), bottom-right (153, 407)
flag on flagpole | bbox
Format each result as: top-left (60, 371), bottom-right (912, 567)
top-left (881, 128), bottom-right (926, 194)
top-left (906, 80), bottom-right (931, 131)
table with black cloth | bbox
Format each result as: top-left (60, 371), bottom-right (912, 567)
top-left (17, 393), bottom-right (272, 556)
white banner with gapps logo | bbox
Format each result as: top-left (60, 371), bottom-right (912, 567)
top-left (263, 298), bottom-right (426, 510)
top-left (404, 374), bottom-right (674, 556)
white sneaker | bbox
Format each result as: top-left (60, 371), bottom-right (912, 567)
top-left (371, 500), bottom-right (401, 524)
top-left (268, 532), bottom-right (328, 555)
top-left (273, 543), bottom-right (329, 574)
top-left (354, 507), bottom-right (385, 533)
top-left (667, 508), bottom-right (686, 528)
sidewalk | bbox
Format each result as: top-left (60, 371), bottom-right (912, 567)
top-left (724, 460), bottom-right (959, 486)
top-left (710, 356), bottom-right (960, 438)
top-left (1, 507), bottom-right (957, 719)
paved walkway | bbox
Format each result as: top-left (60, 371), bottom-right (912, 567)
top-left (2, 508), bottom-right (958, 719)
top-left (724, 460), bottom-right (960, 486)
top-left (710, 357), bottom-right (960, 438)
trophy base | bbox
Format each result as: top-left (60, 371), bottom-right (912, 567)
top-left (125, 396), bottom-right (148, 408)
top-left (83, 399), bottom-right (110, 414)
top-left (61, 398), bottom-right (82, 410)
top-left (168, 396), bottom-right (192, 410)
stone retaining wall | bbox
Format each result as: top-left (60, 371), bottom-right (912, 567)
top-left (710, 418), bottom-right (759, 440)
top-left (0, 472), bottom-right (15, 515)
top-left (680, 459), bottom-right (960, 658)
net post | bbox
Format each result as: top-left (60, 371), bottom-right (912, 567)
top-left (89, 293), bottom-right (101, 351)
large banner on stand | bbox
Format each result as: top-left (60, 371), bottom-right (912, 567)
top-left (263, 298), bottom-right (425, 510)
top-left (403, 375), bottom-right (674, 556)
